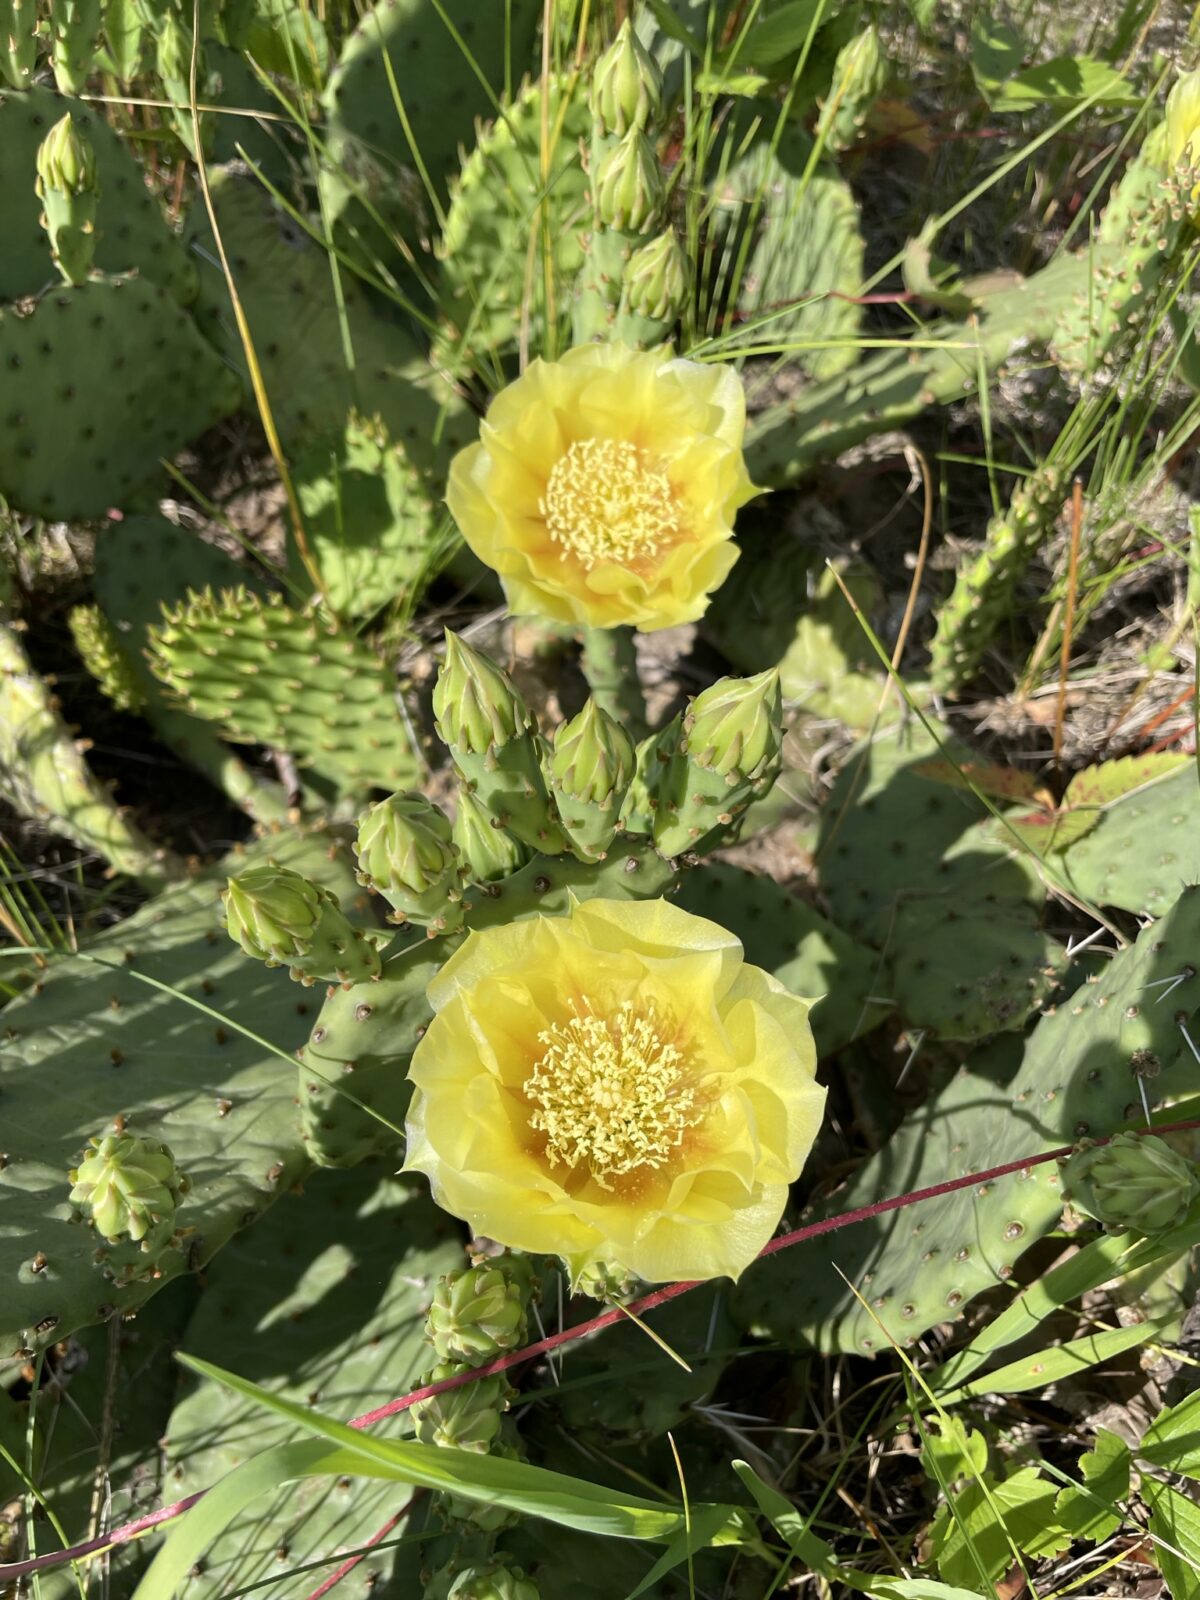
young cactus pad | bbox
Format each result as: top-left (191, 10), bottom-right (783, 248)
top-left (734, 885), bottom-right (1200, 1352)
top-left (0, 827), bottom-right (360, 1366)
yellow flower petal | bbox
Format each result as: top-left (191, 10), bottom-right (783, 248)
top-left (403, 896), bottom-right (824, 1285)
top-left (444, 344), bottom-right (758, 633)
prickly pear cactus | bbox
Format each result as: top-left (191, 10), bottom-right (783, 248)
top-left (707, 119), bottom-right (865, 380)
top-left (735, 886), bottom-right (1200, 1352)
top-left (1063, 1132), bottom-right (1200, 1236)
top-left (147, 586), bottom-right (424, 796)
top-left (0, 826), bottom-right (361, 1367)
top-left (68, 603), bottom-right (146, 713)
top-left (437, 74), bottom-right (590, 368)
top-left (320, 0), bottom-right (541, 269)
top-left (186, 171), bottom-right (473, 469)
top-left (162, 1166), bottom-right (461, 1599)
top-left (1059, 762), bottom-right (1200, 916)
top-left (929, 462), bottom-right (1068, 695)
top-left (0, 86), bottom-right (196, 302)
top-left (223, 862), bottom-right (385, 985)
top-left (0, 276), bottom-right (240, 519)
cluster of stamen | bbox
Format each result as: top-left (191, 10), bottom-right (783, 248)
top-left (539, 438), bottom-right (679, 570)
top-left (524, 1001), bottom-right (700, 1185)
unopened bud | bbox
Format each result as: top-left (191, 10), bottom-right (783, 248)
top-left (410, 1361), bottom-right (509, 1453)
top-left (684, 669), bottom-right (782, 780)
top-left (354, 791), bottom-right (464, 934)
top-left (36, 113), bottom-right (96, 195)
top-left (433, 631), bottom-right (532, 755)
top-left (624, 229), bottom-right (689, 323)
top-left (69, 1133), bottom-right (188, 1247)
top-left (590, 17), bottom-right (662, 137)
top-left (1063, 1132), bottom-right (1199, 1236)
top-left (594, 126), bottom-right (664, 234)
top-left (426, 1258), bottom-right (530, 1363)
top-left (451, 788), bottom-right (529, 884)
top-left (222, 863), bottom-right (381, 986)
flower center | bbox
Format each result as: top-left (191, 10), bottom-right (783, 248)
top-left (524, 1001), bottom-right (700, 1185)
top-left (540, 439), bottom-right (679, 570)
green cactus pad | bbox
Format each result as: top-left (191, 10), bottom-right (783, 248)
top-left (707, 119), bottom-right (865, 381)
top-left (0, 827), bottom-right (361, 1368)
top-left (92, 516), bottom-right (291, 824)
top-left (161, 1166), bottom-right (460, 1598)
top-left (437, 74), bottom-right (590, 369)
top-left (0, 275), bottom-right (240, 520)
top-left (289, 412), bottom-right (445, 618)
top-left (147, 585), bottom-right (424, 796)
top-left (0, 85), bottom-right (195, 302)
top-left (0, 605), bottom-right (180, 888)
top-left (187, 170), bottom-right (473, 465)
top-left (673, 863), bottom-right (888, 1058)
top-left (1059, 762), bottom-right (1200, 915)
top-left (735, 886), bottom-right (1200, 1353)
top-left (320, 0), bottom-right (541, 267)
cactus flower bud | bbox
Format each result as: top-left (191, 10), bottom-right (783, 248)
top-left (426, 1260), bottom-right (530, 1363)
top-left (684, 669), bottom-right (783, 780)
top-left (548, 698), bottom-right (636, 860)
top-left (451, 788), bottom-right (529, 885)
top-left (593, 127), bottom-right (664, 234)
top-left (624, 229), bottom-right (689, 323)
top-left (433, 631), bottom-right (531, 755)
top-left (69, 1133), bottom-right (188, 1247)
top-left (36, 112), bottom-right (96, 194)
top-left (354, 791), bottom-right (464, 935)
top-left (222, 863), bottom-right (382, 986)
top-left (410, 1361), bottom-right (510, 1452)
top-left (590, 17), bottom-right (663, 137)
top-left (36, 113), bottom-right (99, 286)
top-left (1062, 1132), bottom-right (1200, 1236)
top-left (571, 1258), bottom-right (641, 1303)
top-left (435, 1563), bottom-right (541, 1600)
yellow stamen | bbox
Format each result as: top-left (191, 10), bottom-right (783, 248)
top-left (540, 438), bottom-right (679, 570)
top-left (525, 1001), bottom-right (700, 1184)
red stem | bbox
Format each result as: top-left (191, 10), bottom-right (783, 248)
top-left (301, 1498), bottom-right (414, 1600)
top-left (5, 1119), bottom-right (1198, 1585)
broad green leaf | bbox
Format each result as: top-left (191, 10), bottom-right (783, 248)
top-left (1055, 1428), bottom-right (1130, 1541)
top-left (644, 0), bottom-right (703, 53)
top-left (970, 14), bottom-right (1025, 102)
top-left (922, 1419), bottom-right (989, 1486)
top-left (932, 1468), bottom-right (1069, 1589)
top-left (993, 55), bottom-right (1137, 109)
top-left (1141, 1388), bottom-right (1200, 1477)
top-left (937, 1321), bottom-right (1166, 1405)
top-left (1144, 1479), bottom-right (1200, 1600)
top-left (1064, 753), bottom-right (1191, 808)
top-left (176, 1354), bottom-right (738, 1543)
top-left (133, 1441), bottom-right (390, 1600)
top-left (735, 0), bottom-right (827, 66)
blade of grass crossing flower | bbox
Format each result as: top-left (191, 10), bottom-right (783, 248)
top-left (174, 1354), bottom-right (742, 1542)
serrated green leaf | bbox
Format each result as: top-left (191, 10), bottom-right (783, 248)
top-left (993, 55), bottom-right (1137, 109)
top-left (734, 0), bottom-right (827, 66)
top-left (922, 1419), bottom-right (990, 1486)
top-left (1063, 753), bottom-right (1191, 808)
top-left (1055, 1428), bottom-right (1130, 1541)
top-left (932, 1468), bottom-right (1069, 1589)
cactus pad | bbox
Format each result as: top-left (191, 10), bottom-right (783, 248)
top-left (0, 85), bottom-right (195, 302)
top-left (0, 827), bottom-right (362, 1367)
top-left (147, 585), bottom-right (423, 796)
top-left (735, 886), bottom-right (1200, 1352)
top-left (1059, 762), bottom-right (1200, 915)
top-left (437, 74), bottom-right (590, 368)
top-left (0, 275), bottom-right (240, 519)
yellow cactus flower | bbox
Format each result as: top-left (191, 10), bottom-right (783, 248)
top-left (1167, 69), bottom-right (1200, 196)
top-left (403, 897), bottom-right (824, 1285)
top-left (445, 344), bottom-right (758, 633)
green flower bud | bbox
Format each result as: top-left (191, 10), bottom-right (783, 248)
top-left (426, 1259), bottom-right (530, 1363)
top-left (594, 127), bottom-right (664, 234)
top-left (222, 863), bottom-right (323, 964)
top-left (433, 631), bottom-right (532, 755)
top-left (624, 229), bottom-right (689, 323)
top-left (354, 791), bottom-right (464, 935)
top-left (590, 17), bottom-right (662, 137)
top-left (571, 1258), bottom-right (640, 1302)
top-left (222, 863), bottom-right (382, 986)
top-left (1063, 1132), bottom-right (1200, 1236)
top-left (410, 1361), bottom-right (509, 1453)
top-left (69, 1133), bottom-right (188, 1246)
top-left (550, 699), bottom-right (636, 807)
top-left (68, 604), bottom-right (146, 714)
top-left (435, 1561), bottom-right (541, 1600)
top-left (451, 788), bottom-right (529, 885)
top-left (35, 112), bottom-right (96, 195)
top-left (683, 669), bottom-right (783, 781)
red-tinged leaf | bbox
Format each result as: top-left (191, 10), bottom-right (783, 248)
top-left (995, 807), bottom-right (1101, 853)
top-left (1063, 752), bottom-right (1191, 809)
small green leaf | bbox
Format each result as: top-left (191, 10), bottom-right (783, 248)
top-left (735, 0), bottom-right (827, 66)
top-left (1063, 752), bottom-right (1191, 809)
top-left (970, 14), bottom-right (1025, 102)
top-left (993, 55), bottom-right (1138, 109)
top-left (1055, 1428), bottom-right (1130, 1541)
top-left (932, 1468), bottom-right (1069, 1589)
top-left (921, 1418), bottom-right (989, 1486)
